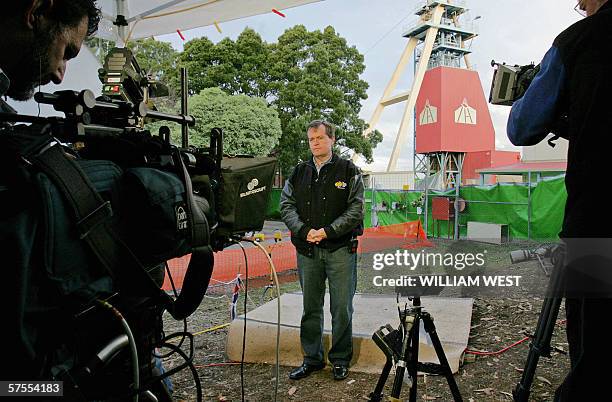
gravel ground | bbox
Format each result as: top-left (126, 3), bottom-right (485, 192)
top-left (161, 238), bottom-right (570, 401)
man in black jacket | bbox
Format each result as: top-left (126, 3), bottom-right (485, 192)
top-left (280, 120), bottom-right (364, 381)
top-left (507, 1), bottom-right (611, 399)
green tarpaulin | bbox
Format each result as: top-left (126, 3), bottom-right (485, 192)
top-left (267, 176), bottom-right (567, 240)
top-left (267, 188), bottom-right (282, 220)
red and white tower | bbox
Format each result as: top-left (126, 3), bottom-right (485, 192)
top-left (364, 0), bottom-right (519, 189)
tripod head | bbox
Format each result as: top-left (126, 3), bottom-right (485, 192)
top-left (394, 290), bottom-right (422, 309)
top-left (394, 278), bottom-right (444, 301)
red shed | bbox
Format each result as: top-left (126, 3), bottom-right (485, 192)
top-left (463, 150), bottom-right (521, 181)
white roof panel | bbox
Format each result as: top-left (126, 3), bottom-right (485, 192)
top-left (97, 0), bottom-right (323, 42)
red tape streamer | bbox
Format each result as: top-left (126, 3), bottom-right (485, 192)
top-left (272, 8), bottom-right (286, 17)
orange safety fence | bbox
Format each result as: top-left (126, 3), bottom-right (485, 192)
top-left (163, 220), bottom-right (433, 291)
top-left (359, 220), bottom-right (433, 253)
top-left (163, 241), bottom-right (296, 291)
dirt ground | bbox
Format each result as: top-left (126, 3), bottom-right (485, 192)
top-left (161, 238), bottom-right (570, 401)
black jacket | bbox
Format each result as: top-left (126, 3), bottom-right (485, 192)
top-left (557, 2), bottom-right (612, 237)
top-left (280, 154), bottom-right (364, 256)
top-left (507, 2), bottom-right (612, 237)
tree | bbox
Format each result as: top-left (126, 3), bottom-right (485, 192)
top-left (177, 26), bottom-right (382, 174)
top-left (270, 25), bottom-right (382, 173)
top-left (179, 28), bottom-right (272, 99)
top-left (181, 88), bottom-right (282, 155)
top-left (127, 39), bottom-right (180, 95)
top-left (85, 37), bottom-right (116, 66)
top-left (233, 28), bottom-right (274, 99)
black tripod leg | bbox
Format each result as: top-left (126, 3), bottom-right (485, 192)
top-left (408, 315), bottom-right (420, 402)
top-left (513, 297), bottom-right (562, 402)
top-left (390, 347), bottom-right (409, 399)
top-left (422, 313), bottom-right (463, 402)
top-left (390, 317), bottom-right (414, 400)
top-left (513, 252), bottom-right (565, 402)
top-left (369, 359), bottom-right (393, 402)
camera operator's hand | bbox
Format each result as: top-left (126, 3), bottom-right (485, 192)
top-left (550, 114), bottom-right (569, 140)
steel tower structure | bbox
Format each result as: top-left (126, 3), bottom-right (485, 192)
top-left (364, 0), bottom-right (477, 185)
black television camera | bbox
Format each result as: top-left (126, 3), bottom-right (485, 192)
top-left (489, 60), bottom-right (568, 146)
top-left (0, 47), bottom-right (276, 401)
top-left (489, 60), bottom-right (540, 106)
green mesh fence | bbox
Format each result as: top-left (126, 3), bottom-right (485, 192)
top-left (268, 176), bottom-right (567, 241)
top-left (267, 188), bottom-right (282, 220)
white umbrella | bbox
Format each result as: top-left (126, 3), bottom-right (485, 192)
top-left (96, 0), bottom-right (323, 44)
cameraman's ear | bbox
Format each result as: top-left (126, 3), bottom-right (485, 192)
top-left (25, 0), bottom-right (55, 30)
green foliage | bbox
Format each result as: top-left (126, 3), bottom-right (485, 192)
top-left (127, 39), bottom-right (179, 96)
top-left (85, 37), bottom-right (116, 65)
top-left (179, 29), bottom-right (273, 98)
top-left (188, 88), bottom-right (281, 155)
top-left (271, 25), bottom-right (382, 173)
top-left (178, 26), bottom-right (381, 173)
top-left (88, 29), bottom-right (382, 170)
top-left (145, 88), bottom-right (281, 156)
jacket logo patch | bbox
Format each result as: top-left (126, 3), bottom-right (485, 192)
top-left (335, 181), bottom-right (347, 189)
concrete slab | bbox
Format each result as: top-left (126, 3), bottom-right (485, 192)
top-left (226, 293), bottom-right (472, 374)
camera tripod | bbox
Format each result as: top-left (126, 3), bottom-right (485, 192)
top-left (513, 245), bottom-right (566, 402)
top-left (369, 296), bottom-right (462, 402)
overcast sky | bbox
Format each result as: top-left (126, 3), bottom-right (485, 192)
top-left (156, 0), bottom-right (581, 171)
top-left (9, 0), bottom-right (581, 171)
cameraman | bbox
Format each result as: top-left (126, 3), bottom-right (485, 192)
top-left (0, 0), bottom-right (101, 379)
top-left (0, 0), bottom-right (98, 101)
top-left (507, 1), bottom-right (612, 400)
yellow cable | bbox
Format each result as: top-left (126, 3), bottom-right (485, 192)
top-left (249, 239), bottom-right (281, 401)
top-left (192, 322), bottom-right (230, 337)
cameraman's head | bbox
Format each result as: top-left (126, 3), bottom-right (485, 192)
top-left (0, 0), bottom-right (100, 100)
top-left (575, 0), bottom-right (609, 16)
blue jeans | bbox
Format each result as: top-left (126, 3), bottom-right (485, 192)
top-left (297, 246), bottom-right (357, 366)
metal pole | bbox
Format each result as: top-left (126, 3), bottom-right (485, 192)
top-left (413, 47), bottom-right (418, 189)
top-left (527, 173), bottom-right (532, 240)
top-left (372, 176), bottom-right (377, 227)
top-left (424, 155), bottom-right (430, 236)
top-left (454, 153), bottom-right (463, 240)
top-left (181, 67), bottom-right (188, 148)
top-left (115, 0), bottom-right (127, 47)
